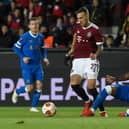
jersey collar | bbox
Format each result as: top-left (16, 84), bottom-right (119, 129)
top-left (29, 31), bottom-right (38, 38)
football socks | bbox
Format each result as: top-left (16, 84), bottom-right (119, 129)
top-left (16, 86), bottom-right (26, 95)
top-left (31, 90), bottom-right (41, 107)
top-left (71, 84), bottom-right (89, 101)
top-left (92, 88), bottom-right (108, 111)
top-left (88, 88), bottom-right (104, 111)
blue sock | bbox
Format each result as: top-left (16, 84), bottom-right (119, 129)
top-left (92, 89), bottom-right (108, 111)
top-left (31, 90), bottom-right (41, 107)
top-left (16, 86), bottom-right (26, 95)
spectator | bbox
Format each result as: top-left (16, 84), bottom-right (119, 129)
top-left (0, 1), bottom-right (7, 25)
top-left (0, 25), bottom-right (14, 48)
top-left (16, 0), bottom-right (30, 9)
top-left (91, 0), bottom-right (106, 26)
top-left (40, 25), bottom-right (54, 48)
top-left (104, 35), bottom-right (114, 48)
top-left (0, 0), bottom-right (128, 48)
top-left (66, 15), bottom-right (76, 47)
top-left (10, 8), bottom-right (23, 32)
top-left (52, 0), bottom-right (64, 17)
top-left (8, 1), bottom-right (17, 13)
top-left (5, 14), bottom-right (13, 28)
top-left (14, 27), bottom-right (25, 42)
top-left (33, 0), bottom-right (43, 16)
top-left (53, 17), bottom-right (70, 47)
top-left (119, 13), bottom-right (129, 48)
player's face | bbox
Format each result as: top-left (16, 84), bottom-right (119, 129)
top-left (29, 20), bottom-right (39, 33)
top-left (77, 12), bottom-right (89, 26)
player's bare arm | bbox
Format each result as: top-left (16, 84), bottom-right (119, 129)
top-left (89, 44), bottom-right (103, 59)
top-left (96, 44), bottom-right (103, 58)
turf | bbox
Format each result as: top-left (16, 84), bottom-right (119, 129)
top-left (0, 107), bottom-right (129, 129)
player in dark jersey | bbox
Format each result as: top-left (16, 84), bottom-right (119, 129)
top-left (66, 7), bottom-right (106, 117)
top-left (84, 72), bottom-right (129, 117)
top-left (12, 17), bottom-right (49, 112)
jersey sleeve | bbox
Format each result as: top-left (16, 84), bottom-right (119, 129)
top-left (94, 28), bottom-right (104, 45)
top-left (13, 35), bottom-right (26, 58)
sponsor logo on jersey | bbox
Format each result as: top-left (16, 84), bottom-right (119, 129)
top-left (29, 40), bottom-right (32, 43)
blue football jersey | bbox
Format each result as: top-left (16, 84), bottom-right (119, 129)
top-left (13, 31), bottom-right (47, 67)
top-left (114, 83), bottom-right (129, 102)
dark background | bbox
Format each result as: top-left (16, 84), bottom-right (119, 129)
top-left (0, 48), bottom-right (129, 107)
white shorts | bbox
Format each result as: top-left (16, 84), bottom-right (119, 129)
top-left (70, 58), bottom-right (100, 79)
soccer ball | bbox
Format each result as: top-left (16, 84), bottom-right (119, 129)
top-left (42, 102), bottom-right (56, 117)
top-left (126, 109), bottom-right (129, 116)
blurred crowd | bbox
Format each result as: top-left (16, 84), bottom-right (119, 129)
top-left (0, 0), bottom-right (129, 49)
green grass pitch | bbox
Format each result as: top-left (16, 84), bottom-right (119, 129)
top-left (0, 107), bottom-right (129, 129)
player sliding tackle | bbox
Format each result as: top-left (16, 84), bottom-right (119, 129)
top-left (85, 72), bottom-right (129, 117)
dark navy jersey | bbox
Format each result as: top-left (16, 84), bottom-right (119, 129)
top-left (13, 31), bottom-right (47, 68)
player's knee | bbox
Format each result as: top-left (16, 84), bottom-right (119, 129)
top-left (105, 85), bottom-right (112, 95)
top-left (70, 75), bottom-right (81, 85)
top-left (36, 81), bottom-right (43, 89)
top-left (26, 85), bottom-right (33, 92)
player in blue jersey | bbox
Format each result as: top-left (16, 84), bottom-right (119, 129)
top-left (12, 17), bottom-right (49, 112)
top-left (83, 72), bottom-right (129, 117)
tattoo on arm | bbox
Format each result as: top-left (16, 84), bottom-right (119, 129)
top-left (96, 44), bottom-right (103, 58)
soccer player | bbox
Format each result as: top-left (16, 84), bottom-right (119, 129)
top-left (12, 17), bottom-right (49, 112)
top-left (84, 73), bottom-right (129, 117)
top-left (66, 7), bottom-right (106, 117)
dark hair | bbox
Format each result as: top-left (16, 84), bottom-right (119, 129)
top-left (29, 17), bottom-right (37, 23)
top-left (107, 35), bottom-right (114, 40)
top-left (76, 7), bottom-right (89, 15)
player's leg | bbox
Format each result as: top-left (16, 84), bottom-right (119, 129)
top-left (87, 79), bottom-right (106, 117)
top-left (30, 80), bottom-right (42, 112)
top-left (118, 108), bottom-right (129, 117)
top-left (86, 58), bottom-right (106, 116)
top-left (12, 68), bottom-right (33, 103)
top-left (70, 59), bottom-right (92, 116)
top-left (71, 74), bottom-right (92, 116)
top-left (85, 86), bottom-right (116, 116)
top-left (71, 74), bottom-right (90, 102)
top-left (70, 59), bottom-right (91, 109)
top-left (30, 65), bottom-right (43, 112)
top-left (113, 85), bottom-right (129, 117)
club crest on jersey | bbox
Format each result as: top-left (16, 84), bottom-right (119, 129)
top-left (29, 45), bottom-right (33, 50)
top-left (87, 32), bottom-right (92, 38)
top-left (26, 80), bottom-right (30, 83)
top-left (77, 30), bottom-right (80, 34)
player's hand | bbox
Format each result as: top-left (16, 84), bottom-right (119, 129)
top-left (106, 75), bottom-right (116, 84)
top-left (43, 58), bottom-right (50, 66)
top-left (89, 53), bottom-right (96, 60)
top-left (23, 57), bottom-right (31, 64)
